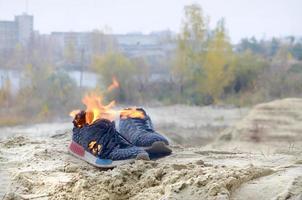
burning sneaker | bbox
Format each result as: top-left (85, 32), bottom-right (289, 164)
top-left (119, 108), bottom-right (172, 156)
top-left (69, 111), bottom-right (150, 168)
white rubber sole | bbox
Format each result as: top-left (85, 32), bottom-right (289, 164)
top-left (68, 141), bottom-right (149, 168)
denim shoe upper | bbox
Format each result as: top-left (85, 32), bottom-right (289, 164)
top-left (119, 108), bottom-right (169, 147)
top-left (72, 118), bottom-right (147, 160)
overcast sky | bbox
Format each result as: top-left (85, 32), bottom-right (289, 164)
top-left (0, 0), bottom-right (301, 43)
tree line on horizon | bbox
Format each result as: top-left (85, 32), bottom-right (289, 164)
top-left (0, 3), bottom-right (302, 125)
top-left (93, 3), bottom-right (302, 105)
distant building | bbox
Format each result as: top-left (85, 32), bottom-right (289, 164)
top-left (51, 31), bottom-right (176, 58)
top-left (0, 21), bottom-right (18, 50)
top-left (51, 32), bottom-right (91, 51)
top-left (15, 14), bottom-right (34, 46)
top-left (0, 13), bottom-right (33, 51)
top-left (0, 13), bottom-right (176, 70)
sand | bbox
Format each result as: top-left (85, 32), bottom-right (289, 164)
top-left (0, 100), bottom-right (301, 200)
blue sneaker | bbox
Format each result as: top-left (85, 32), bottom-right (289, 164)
top-left (69, 111), bottom-right (150, 168)
top-left (119, 108), bottom-right (172, 156)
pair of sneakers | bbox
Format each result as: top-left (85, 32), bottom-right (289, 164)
top-left (68, 108), bottom-right (172, 168)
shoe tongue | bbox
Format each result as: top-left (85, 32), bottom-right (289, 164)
top-left (120, 107), bottom-right (146, 119)
top-left (96, 119), bottom-right (132, 146)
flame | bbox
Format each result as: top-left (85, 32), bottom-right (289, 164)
top-left (70, 78), bottom-right (146, 127)
top-left (107, 76), bottom-right (119, 92)
top-left (82, 93), bottom-right (116, 124)
top-left (120, 108), bottom-right (145, 119)
top-left (69, 77), bottom-right (119, 126)
top-left (69, 109), bottom-right (81, 118)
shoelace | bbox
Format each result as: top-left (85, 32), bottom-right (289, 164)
top-left (96, 121), bottom-right (133, 157)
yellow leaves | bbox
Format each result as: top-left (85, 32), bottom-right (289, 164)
top-left (173, 4), bottom-right (238, 103)
top-left (0, 77), bottom-right (12, 106)
top-left (92, 52), bottom-right (136, 85)
top-left (173, 3), bottom-right (207, 86)
top-left (202, 20), bottom-right (236, 102)
top-left (183, 4), bottom-right (207, 42)
top-left (287, 52), bottom-right (293, 61)
top-left (38, 103), bottom-right (50, 119)
top-left (92, 52), bottom-right (139, 102)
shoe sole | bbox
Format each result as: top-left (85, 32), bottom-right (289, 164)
top-left (144, 141), bottom-right (172, 155)
top-left (68, 141), bottom-right (149, 168)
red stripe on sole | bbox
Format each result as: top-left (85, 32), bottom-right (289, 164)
top-left (69, 141), bottom-right (85, 157)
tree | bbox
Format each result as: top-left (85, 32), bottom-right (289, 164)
top-left (0, 77), bottom-right (12, 107)
top-left (201, 19), bottom-right (236, 102)
top-left (92, 52), bottom-right (138, 103)
top-left (269, 38), bottom-right (280, 57)
top-left (237, 37), bottom-right (265, 56)
top-left (232, 50), bottom-right (268, 93)
top-left (17, 64), bottom-right (78, 119)
top-left (172, 3), bottom-right (208, 99)
top-left (290, 43), bottom-right (302, 60)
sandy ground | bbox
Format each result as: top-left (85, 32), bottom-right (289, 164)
top-left (0, 100), bottom-right (301, 200)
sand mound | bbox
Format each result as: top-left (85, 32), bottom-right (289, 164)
top-left (0, 132), bottom-right (281, 200)
top-left (219, 98), bottom-right (302, 142)
top-left (49, 161), bottom-right (273, 200)
top-left (3, 132), bottom-right (300, 200)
